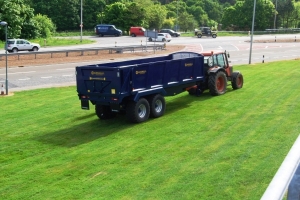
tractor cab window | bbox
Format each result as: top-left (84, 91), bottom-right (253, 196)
top-left (207, 54), bottom-right (227, 68)
top-left (216, 54), bottom-right (226, 68)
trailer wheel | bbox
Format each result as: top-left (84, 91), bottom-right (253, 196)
top-left (126, 98), bottom-right (150, 123)
top-left (95, 105), bottom-right (116, 120)
top-left (148, 94), bottom-right (166, 118)
top-left (209, 71), bottom-right (227, 96)
top-left (212, 34), bottom-right (217, 38)
top-left (231, 72), bottom-right (243, 89)
top-left (197, 34), bottom-right (202, 38)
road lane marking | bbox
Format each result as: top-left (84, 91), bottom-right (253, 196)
top-left (19, 78), bottom-right (30, 80)
top-left (0, 71), bottom-right (36, 75)
top-left (56, 68), bottom-right (74, 71)
top-left (41, 76), bottom-right (52, 78)
top-left (62, 75), bottom-right (73, 77)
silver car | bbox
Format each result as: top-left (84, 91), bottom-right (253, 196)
top-left (148, 33), bottom-right (172, 42)
top-left (5, 39), bottom-right (40, 53)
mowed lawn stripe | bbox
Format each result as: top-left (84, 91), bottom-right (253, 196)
top-left (0, 60), bottom-right (299, 199)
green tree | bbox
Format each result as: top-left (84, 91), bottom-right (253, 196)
top-left (221, 0), bottom-right (274, 30)
top-left (292, 1), bottom-right (300, 27)
top-left (32, 0), bottom-right (80, 31)
top-left (146, 4), bottom-right (167, 30)
top-left (162, 18), bottom-right (175, 29)
top-left (83, 0), bottom-right (106, 29)
top-left (0, 0), bottom-right (36, 39)
top-left (33, 14), bottom-right (56, 38)
top-left (276, 0), bottom-right (296, 28)
top-left (178, 12), bottom-right (198, 31)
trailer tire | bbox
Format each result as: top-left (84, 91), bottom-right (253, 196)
top-left (209, 71), bottom-right (227, 96)
top-left (148, 94), bottom-right (165, 118)
top-left (126, 98), bottom-right (150, 123)
top-left (197, 34), bottom-right (202, 38)
top-left (231, 72), bottom-right (243, 89)
top-left (95, 105), bottom-right (116, 120)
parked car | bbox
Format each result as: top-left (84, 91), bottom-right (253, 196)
top-left (94, 24), bottom-right (122, 37)
top-left (194, 27), bottom-right (217, 38)
top-left (148, 33), bottom-right (172, 42)
top-left (160, 29), bottom-right (181, 37)
top-left (5, 39), bottom-right (40, 53)
top-left (130, 27), bottom-right (146, 37)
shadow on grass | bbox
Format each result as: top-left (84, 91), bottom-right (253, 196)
top-left (35, 89), bottom-right (235, 148)
top-left (34, 115), bottom-right (132, 148)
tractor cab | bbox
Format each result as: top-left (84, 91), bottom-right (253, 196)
top-left (202, 51), bottom-right (232, 77)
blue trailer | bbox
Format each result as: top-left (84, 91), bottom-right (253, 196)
top-left (76, 51), bottom-right (243, 123)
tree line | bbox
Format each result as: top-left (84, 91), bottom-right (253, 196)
top-left (0, 0), bottom-right (299, 40)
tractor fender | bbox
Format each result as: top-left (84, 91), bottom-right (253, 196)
top-left (207, 66), bottom-right (226, 75)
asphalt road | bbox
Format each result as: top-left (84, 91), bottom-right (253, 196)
top-left (0, 34), bottom-right (300, 92)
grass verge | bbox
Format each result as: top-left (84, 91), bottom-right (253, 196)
top-left (0, 60), bottom-right (299, 199)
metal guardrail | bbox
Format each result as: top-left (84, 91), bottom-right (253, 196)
top-left (0, 44), bottom-right (165, 61)
top-left (261, 134), bottom-right (300, 200)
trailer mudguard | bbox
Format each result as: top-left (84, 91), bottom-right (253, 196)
top-left (133, 87), bottom-right (167, 102)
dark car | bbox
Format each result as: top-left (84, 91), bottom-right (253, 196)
top-left (194, 27), bottom-right (217, 38)
top-left (160, 29), bottom-right (180, 37)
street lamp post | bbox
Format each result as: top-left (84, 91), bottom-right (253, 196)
top-left (249, 0), bottom-right (257, 64)
top-left (274, 0), bottom-right (278, 29)
top-left (176, 0), bottom-right (178, 32)
top-left (0, 21), bottom-right (8, 95)
top-left (80, 0), bottom-right (83, 42)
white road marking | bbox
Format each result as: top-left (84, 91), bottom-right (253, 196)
top-left (41, 76), bottom-right (52, 78)
top-left (0, 71), bottom-right (36, 75)
top-left (62, 75), bottom-right (72, 77)
top-left (19, 78), bottom-right (30, 80)
top-left (231, 44), bottom-right (240, 51)
top-left (56, 68), bottom-right (74, 71)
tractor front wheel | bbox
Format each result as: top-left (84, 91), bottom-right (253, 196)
top-left (208, 71), bottom-right (227, 96)
top-left (231, 72), bottom-right (244, 89)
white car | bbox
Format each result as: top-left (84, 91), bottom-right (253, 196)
top-left (148, 33), bottom-right (172, 42)
top-left (5, 39), bottom-right (40, 53)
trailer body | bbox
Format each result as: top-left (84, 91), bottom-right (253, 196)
top-left (76, 51), bottom-right (243, 123)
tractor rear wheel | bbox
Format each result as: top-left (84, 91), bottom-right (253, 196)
top-left (126, 98), bottom-right (150, 123)
top-left (197, 34), bottom-right (202, 38)
top-left (231, 72), bottom-right (244, 89)
top-left (148, 94), bottom-right (166, 118)
top-left (208, 71), bottom-right (227, 96)
top-left (95, 105), bottom-right (116, 120)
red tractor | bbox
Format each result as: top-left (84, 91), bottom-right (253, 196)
top-left (187, 51), bottom-right (243, 96)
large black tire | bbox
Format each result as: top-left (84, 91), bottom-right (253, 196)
top-left (131, 33), bottom-right (136, 37)
top-left (231, 72), bottom-right (244, 89)
top-left (32, 47), bottom-right (38, 51)
top-left (197, 34), bottom-right (202, 38)
top-left (208, 71), bottom-right (227, 96)
top-left (126, 98), bottom-right (150, 123)
top-left (212, 34), bottom-right (217, 38)
top-left (149, 38), bottom-right (152, 42)
top-left (162, 38), bottom-right (166, 42)
top-left (148, 94), bottom-right (166, 118)
top-left (95, 105), bottom-right (116, 120)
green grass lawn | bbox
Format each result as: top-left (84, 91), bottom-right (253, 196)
top-left (1, 60), bottom-right (299, 199)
